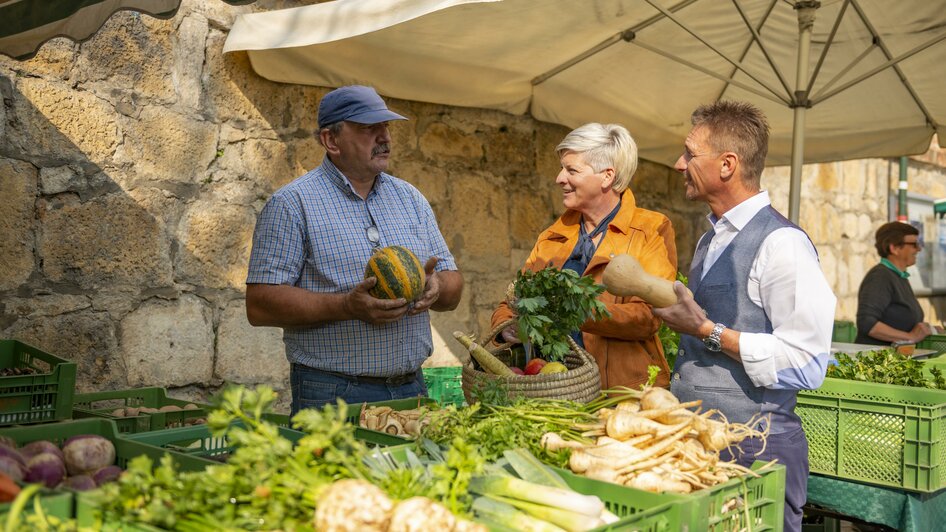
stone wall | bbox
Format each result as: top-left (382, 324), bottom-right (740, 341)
top-left (0, 1), bottom-right (942, 409)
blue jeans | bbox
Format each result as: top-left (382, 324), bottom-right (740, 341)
top-left (289, 364), bottom-right (427, 416)
top-left (720, 424), bottom-right (809, 532)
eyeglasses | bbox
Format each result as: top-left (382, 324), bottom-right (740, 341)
top-left (365, 203), bottom-right (380, 248)
top-left (900, 240), bottom-right (923, 250)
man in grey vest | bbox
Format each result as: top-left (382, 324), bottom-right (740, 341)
top-left (653, 101), bottom-right (835, 532)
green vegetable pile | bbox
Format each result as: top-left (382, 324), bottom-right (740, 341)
top-left (828, 349), bottom-right (946, 389)
top-left (513, 267), bottom-right (610, 362)
top-left (422, 385), bottom-right (650, 469)
top-left (80, 386), bottom-right (484, 531)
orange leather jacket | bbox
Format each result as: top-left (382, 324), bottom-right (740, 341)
top-left (491, 191), bottom-right (678, 389)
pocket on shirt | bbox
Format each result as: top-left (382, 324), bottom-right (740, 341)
top-left (394, 224), bottom-right (429, 262)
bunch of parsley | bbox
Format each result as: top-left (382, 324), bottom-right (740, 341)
top-left (513, 267), bottom-right (610, 362)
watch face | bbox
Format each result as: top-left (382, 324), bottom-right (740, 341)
top-left (703, 337), bottom-right (722, 352)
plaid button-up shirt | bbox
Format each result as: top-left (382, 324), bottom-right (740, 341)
top-left (246, 158), bottom-right (457, 377)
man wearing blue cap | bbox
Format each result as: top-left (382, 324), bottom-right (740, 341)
top-left (245, 85), bottom-right (464, 414)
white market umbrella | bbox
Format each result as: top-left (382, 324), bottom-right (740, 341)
top-left (223, 0), bottom-right (946, 222)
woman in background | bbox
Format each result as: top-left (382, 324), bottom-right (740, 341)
top-left (855, 221), bottom-right (940, 345)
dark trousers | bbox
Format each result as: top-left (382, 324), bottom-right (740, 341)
top-left (289, 363), bottom-right (427, 416)
top-left (720, 425), bottom-right (809, 532)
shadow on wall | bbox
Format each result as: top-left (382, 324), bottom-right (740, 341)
top-left (0, 65), bottom-right (293, 407)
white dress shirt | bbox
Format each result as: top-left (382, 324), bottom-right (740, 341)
top-left (701, 191), bottom-right (836, 390)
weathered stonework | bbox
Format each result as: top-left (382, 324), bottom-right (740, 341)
top-left (120, 295), bottom-right (214, 387)
top-left (176, 199), bottom-right (255, 289)
top-left (0, 159), bottom-right (36, 291)
top-left (0, 0), bottom-right (942, 401)
top-left (38, 192), bottom-right (173, 290)
top-left (216, 300), bottom-right (289, 386)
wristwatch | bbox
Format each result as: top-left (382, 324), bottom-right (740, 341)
top-left (703, 323), bottom-right (726, 352)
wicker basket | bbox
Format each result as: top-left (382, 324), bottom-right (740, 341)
top-left (459, 320), bottom-right (602, 404)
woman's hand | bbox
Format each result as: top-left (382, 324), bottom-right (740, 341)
top-left (500, 324), bottom-right (521, 344)
top-left (910, 321), bottom-right (933, 343)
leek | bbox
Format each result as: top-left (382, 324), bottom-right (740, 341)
top-left (469, 475), bottom-right (604, 517)
top-left (472, 497), bottom-right (567, 532)
top-left (503, 448), bottom-right (569, 489)
top-left (488, 494), bottom-right (605, 532)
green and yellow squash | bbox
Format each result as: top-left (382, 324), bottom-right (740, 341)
top-left (364, 245), bottom-right (426, 301)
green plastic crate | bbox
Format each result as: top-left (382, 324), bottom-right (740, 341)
top-left (831, 320), bottom-right (857, 343)
top-left (0, 417), bottom-right (211, 473)
top-left (124, 420), bottom-right (407, 465)
top-left (0, 418), bottom-right (209, 531)
top-left (73, 387), bottom-right (206, 434)
top-left (918, 334), bottom-right (946, 356)
top-left (798, 377), bottom-right (946, 492)
top-left (423, 366), bottom-right (464, 407)
top-left (345, 397), bottom-right (438, 442)
top-left (0, 490), bottom-right (73, 527)
top-left (0, 340), bottom-right (76, 425)
top-left (75, 490), bottom-right (162, 532)
top-left (555, 469), bottom-right (682, 531)
top-left (557, 462), bottom-right (785, 532)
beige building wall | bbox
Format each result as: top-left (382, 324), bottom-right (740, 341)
top-left (0, 1), bottom-right (942, 406)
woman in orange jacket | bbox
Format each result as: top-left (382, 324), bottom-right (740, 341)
top-left (491, 123), bottom-right (678, 389)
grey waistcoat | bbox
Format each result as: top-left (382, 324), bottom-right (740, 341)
top-left (670, 206), bottom-right (805, 434)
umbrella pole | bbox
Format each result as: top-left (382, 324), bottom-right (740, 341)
top-left (788, 1), bottom-right (820, 224)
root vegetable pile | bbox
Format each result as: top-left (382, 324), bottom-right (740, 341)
top-left (542, 386), bottom-right (773, 493)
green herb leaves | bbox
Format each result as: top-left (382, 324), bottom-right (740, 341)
top-left (513, 267), bottom-right (610, 362)
top-left (827, 349), bottom-right (946, 389)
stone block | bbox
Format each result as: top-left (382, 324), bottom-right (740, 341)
top-left (13, 38), bottom-right (77, 79)
top-left (114, 106), bottom-right (217, 185)
top-left (391, 160), bottom-right (448, 207)
top-left (443, 172), bottom-right (510, 273)
top-left (10, 77), bottom-right (119, 166)
top-left (0, 159), bottom-right (36, 290)
top-left (74, 11), bottom-right (176, 102)
top-left (4, 294), bottom-right (90, 318)
top-left (204, 31), bottom-right (309, 127)
top-left (39, 165), bottom-right (80, 194)
top-left (216, 300), bottom-right (289, 386)
top-left (172, 13), bottom-right (209, 110)
top-left (176, 200), bottom-right (256, 289)
top-left (508, 190), bottom-right (553, 249)
top-left (482, 125), bottom-right (533, 177)
top-left (39, 193), bottom-right (173, 289)
top-left (120, 295), bottom-right (214, 387)
top-left (4, 311), bottom-right (123, 392)
top-left (419, 122), bottom-right (482, 160)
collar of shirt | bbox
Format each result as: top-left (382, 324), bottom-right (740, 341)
top-left (701, 191), bottom-right (771, 278)
top-left (880, 257), bottom-right (910, 278)
top-left (319, 157), bottom-right (388, 199)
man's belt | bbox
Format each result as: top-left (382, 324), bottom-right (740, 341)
top-left (304, 366), bottom-right (420, 386)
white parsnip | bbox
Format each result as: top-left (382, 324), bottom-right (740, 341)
top-left (549, 386), bottom-right (772, 495)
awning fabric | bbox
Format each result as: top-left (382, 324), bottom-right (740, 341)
top-left (0, 0), bottom-right (253, 60)
top-left (222, 0), bottom-right (946, 168)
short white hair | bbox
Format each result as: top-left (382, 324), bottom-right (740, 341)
top-left (556, 123), bottom-right (638, 192)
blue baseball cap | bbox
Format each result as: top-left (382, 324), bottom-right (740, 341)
top-left (317, 85), bottom-right (407, 129)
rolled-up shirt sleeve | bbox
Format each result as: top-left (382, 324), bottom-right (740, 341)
top-left (738, 228), bottom-right (836, 390)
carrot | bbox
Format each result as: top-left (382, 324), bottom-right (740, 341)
top-left (0, 471), bottom-right (20, 503)
top-left (453, 331), bottom-right (517, 376)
